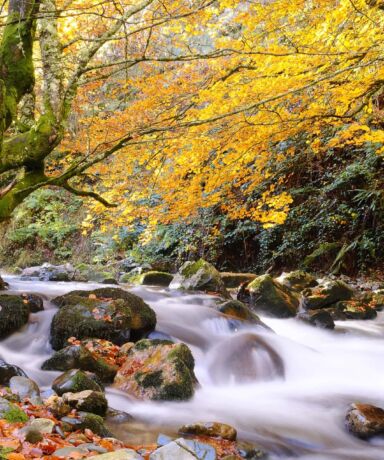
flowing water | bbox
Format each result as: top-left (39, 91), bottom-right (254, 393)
top-left (1, 275), bottom-right (384, 460)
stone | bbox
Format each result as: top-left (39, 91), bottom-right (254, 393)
top-left (62, 390), bottom-right (108, 416)
top-left (21, 293), bottom-right (44, 312)
top-left (218, 300), bottom-right (265, 325)
top-left (178, 421), bottom-right (237, 441)
top-left (345, 403), bottom-right (384, 439)
top-left (301, 279), bottom-right (354, 310)
top-left (0, 275), bottom-right (8, 290)
top-left (54, 446), bottom-right (90, 457)
top-left (297, 310), bottom-right (335, 329)
top-left (336, 300), bottom-right (377, 320)
top-left (21, 263), bottom-right (76, 281)
top-left (139, 271), bottom-right (174, 287)
top-left (247, 275), bottom-right (299, 318)
top-left (53, 288), bottom-right (156, 342)
top-left (0, 397), bottom-right (28, 422)
top-left (170, 259), bottom-right (230, 298)
top-left (42, 345), bottom-right (118, 382)
top-left (52, 369), bottom-right (104, 396)
top-left (20, 418), bottom-right (55, 443)
top-left (114, 339), bottom-right (197, 401)
top-left (150, 438), bottom-right (216, 460)
top-left (220, 272), bottom-right (257, 289)
top-left (0, 359), bottom-right (27, 385)
top-left (0, 295), bottom-right (30, 338)
top-left (61, 411), bottom-right (112, 437)
top-left (277, 270), bottom-right (318, 292)
top-left (9, 376), bottom-right (41, 404)
top-left (88, 450), bottom-right (144, 459)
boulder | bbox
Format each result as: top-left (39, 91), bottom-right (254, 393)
top-left (9, 376), bottom-right (41, 404)
top-left (0, 275), bottom-right (8, 290)
top-left (53, 288), bottom-right (156, 342)
top-left (150, 438), bottom-right (216, 460)
top-left (0, 295), bottom-right (30, 338)
top-left (170, 259), bottom-right (229, 298)
top-left (218, 300), bottom-right (266, 326)
top-left (75, 264), bottom-right (119, 284)
top-left (0, 359), bottom-right (27, 385)
top-left (297, 310), bottom-right (335, 329)
top-left (52, 369), bottom-right (104, 396)
top-left (42, 345), bottom-right (118, 382)
top-left (62, 390), bottom-right (108, 416)
top-left (21, 263), bottom-right (76, 281)
top-left (220, 273), bottom-right (257, 289)
top-left (301, 279), bottom-right (354, 310)
top-left (114, 339), bottom-right (197, 401)
top-left (345, 403), bottom-right (384, 438)
top-left (20, 418), bottom-right (55, 443)
top-left (247, 275), bottom-right (299, 318)
top-left (336, 300), bottom-right (377, 320)
top-left (277, 270), bottom-right (317, 292)
top-left (61, 411), bottom-right (112, 437)
top-left (21, 293), bottom-right (44, 312)
top-left (178, 421), bottom-right (237, 441)
top-left (139, 271), bottom-right (174, 287)
top-left (49, 295), bottom-right (132, 350)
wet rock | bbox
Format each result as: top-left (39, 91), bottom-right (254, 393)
top-left (220, 273), bottom-right (257, 289)
top-left (21, 293), bottom-right (44, 313)
top-left (336, 300), bottom-right (377, 320)
top-left (297, 310), bottom-right (335, 329)
top-left (0, 295), bottom-right (30, 338)
top-left (139, 271), bottom-right (174, 287)
top-left (301, 279), bottom-right (354, 310)
top-left (178, 421), bottom-right (237, 441)
top-left (53, 288), bottom-right (156, 342)
top-left (61, 411), bottom-right (112, 437)
top-left (62, 390), bottom-right (108, 416)
top-left (42, 345), bottom-right (118, 382)
top-left (277, 270), bottom-right (318, 292)
top-left (114, 339), bottom-right (197, 401)
top-left (247, 275), bottom-right (299, 318)
top-left (170, 259), bottom-right (229, 298)
top-left (0, 359), bottom-right (27, 385)
top-left (52, 369), bottom-right (104, 396)
top-left (345, 403), bottom-right (384, 438)
top-left (21, 263), bottom-right (76, 281)
top-left (150, 438), bottom-right (216, 460)
top-left (237, 441), bottom-right (267, 459)
top-left (105, 408), bottom-right (134, 424)
top-left (88, 450), bottom-right (144, 459)
top-left (0, 275), bottom-right (8, 290)
top-left (9, 376), bottom-right (41, 404)
top-left (218, 300), bottom-right (265, 325)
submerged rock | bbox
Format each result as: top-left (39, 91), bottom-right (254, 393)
top-left (277, 270), bottom-right (317, 292)
top-left (52, 369), bottom-right (104, 396)
top-left (178, 421), bottom-right (237, 441)
top-left (301, 280), bottom-right (353, 310)
top-left (0, 359), bottom-right (27, 385)
top-left (53, 288), bottom-right (156, 342)
top-left (170, 259), bottom-right (229, 298)
top-left (220, 272), bottom-right (257, 289)
top-left (114, 339), bottom-right (197, 401)
top-left (297, 310), bottom-right (335, 329)
top-left (247, 275), bottom-right (299, 318)
top-left (0, 295), bottom-right (30, 338)
top-left (345, 403), bottom-right (384, 439)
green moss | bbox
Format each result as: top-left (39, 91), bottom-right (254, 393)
top-left (136, 370), bottom-right (164, 388)
top-left (3, 404), bottom-right (28, 422)
top-left (303, 242), bottom-right (341, 268)
top-left (134, 339), bottom-right (173, 351)
top-left (180, 259), bottom-right (206, 277)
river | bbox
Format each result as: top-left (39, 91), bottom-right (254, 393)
top-left (0, 276), bottom-right (383, 460)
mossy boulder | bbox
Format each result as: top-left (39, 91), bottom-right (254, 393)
top-left (42, 345), bottom-right (118, 382)
top-left (0, 359), bottom-right (27, 385)
top-left (170, 259), bottom-right (229, 297)
top-left (139, 271), bottom-right (174, 287)
top-left (52, 369), bottom-right (104, 396)
top-left (21, 293), bottom-right (44, 312)
top-left (220, 272), bottom-right (257, 289)
top-left (53, 288), bottom-right (156, 342)
top-left (49, 296), bottom-right (132, 350)
top-left (61, 411), bottom-right (112, 437)
top-left (247, 275), bottom-right (299, 318)
top-left (218, 300), bottom-right (267, 327)
top-left (277, 270), bottom-right (318, 292)
top-left (0, 295), bottom-right (30, 338)
top-left (75, 264), bottom-right (118, 284)
top-left (114, 339), bottom-right (197, 401)
top-left (301, 280), bottom-right (354, 310)
top-left (62, 390), bottom-right (108, 416)
top-left (336, 300), bottom-right (377, 320)
top-left (297, 310), bottom-right (335, 329)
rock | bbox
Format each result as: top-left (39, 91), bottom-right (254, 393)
top-left (0, 397), bottom-right (28, 422)
top-left (178, 421), bottom-right (237, 441)
top-left (119, 273), bottom-right (134, 284)
top-left (336, 300), bottom-right (377, 320)
top-left (297, 310), bottom-right (335, 329)
top-left (20, 418), bottom-right (55, 443)
top-left (218, 300), bottom-right (264, 324)
top-left (150, 438), bottom-right (216, 460)
top-left (372, 291), bottom-right (384, 310)
top-left (345, 403), bottom-right (384, 438)
top-left (247, 275), bottom-right (299, 318)
top-left (0, 295), bottom-right (30, 338)
top-left (105, 408), bottom-right (134, 424)
top-left (21, 293), bottom-right (44, 312)
top-left (21, 263), bottom-right (76, 281)
top-left (0, 359), bottom-right (27, 385)
top-left (114, 339), bottom-right (197, 401)
top-left (61, 411), bottom-right (112, 437)
top-left (139, 271), bottom-right (174, 287)
top-left (0, 275), bottom-right (8, 290)
top-left (54, 446), bottom-right (90, 457)
top-left (53, 288), bottom-right (156, 342)
top-left (42, 345), bottom-right (118, 382)
top-left (62, 390), bottom-right (108, 416)
top-left (277, 270), bottom-right (318, 292)
top-left (220, 273), bottom-right (257, 289)
top-left (52, 369), bottom-right (104, 396)
top-left (88, 450), bottom-right (144, 459)
top-left (75, 264), bottom-right (119, 284)
top-left (9, 376), bottom-right (41, 404)
top-left (170, 259), bottom-right (229, 298)
top-left (301, 279), bottom-right (354, 310)
top-left (237, 441), bottom-right (267, 459)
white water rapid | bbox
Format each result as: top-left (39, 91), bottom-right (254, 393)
top-left (0, 276), bottom-right (383, 460)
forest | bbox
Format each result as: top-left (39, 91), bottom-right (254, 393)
top-left (0, 0), bottom-right (383, 459)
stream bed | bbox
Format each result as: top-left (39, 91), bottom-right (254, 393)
top-left (0, 275), bottom-right (383, 460)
